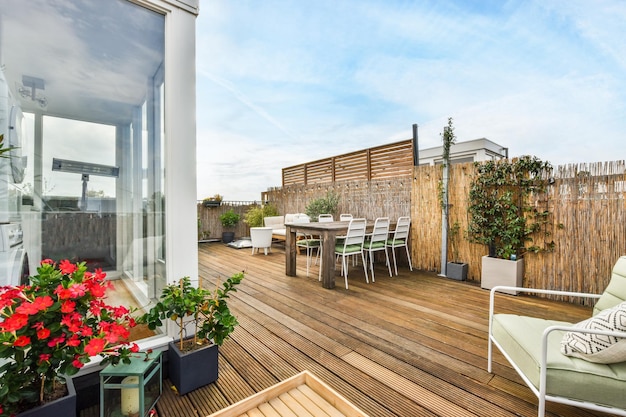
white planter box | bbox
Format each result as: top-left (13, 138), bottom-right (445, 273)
top-left (480, 255), bottom-right (524, 295)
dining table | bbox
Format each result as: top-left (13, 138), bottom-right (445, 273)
top-left (285, 220), bottom-right (390, 289)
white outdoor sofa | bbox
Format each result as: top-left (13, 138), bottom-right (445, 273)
top-left (263, 213), bottom-right (310, 242)
top-left (488, 256), bottom-right (626, 416)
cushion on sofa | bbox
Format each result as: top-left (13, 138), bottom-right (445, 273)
top-left (492, 313), bottom-right (626, 409)
top-left (561, 302), bottom-right (626, 364)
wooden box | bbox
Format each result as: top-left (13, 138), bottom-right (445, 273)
top-left (208, 371), bottom-right (369, 417)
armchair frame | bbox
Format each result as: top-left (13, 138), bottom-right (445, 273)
top-left (488, 285), bottom-right (626, 417)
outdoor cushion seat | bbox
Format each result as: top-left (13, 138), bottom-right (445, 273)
top-left (488, 255), bottom-right (626, 416)
top-left (491, 314), bottom-right (626, 411)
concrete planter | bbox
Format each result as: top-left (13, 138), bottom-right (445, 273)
top-left (446, 262), bottom-right (468, 281)
top-left (480, 255), bottom-right (524, 295)
top-left (168, 340), bottom-right (218, 396)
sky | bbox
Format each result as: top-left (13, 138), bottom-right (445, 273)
top-left (195, 0), bottom-right (626, 202)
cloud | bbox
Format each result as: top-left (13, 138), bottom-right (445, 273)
top-left (196, 0), bottom-right (626, 200)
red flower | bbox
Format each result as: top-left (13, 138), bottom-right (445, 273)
top-left (55, 285), bottom-right (72, 300)
top-left (72, 356), bottom-right (85, 369)
top-left (13, 335), bottom-right (31, 347)
top-left (40, 258), bottom-right (54, 265)
top-left (47, 335), bottom-right (66, 348)
top-left (33, 295), bottom-right (53, 311)
top-left (61, 300), bottom-right (76, 313)
top-left (0, 313), bottom-right (29, 332)
top-left (84, 338), bottom-right (106, 356)
top-left (38, 353), bottom-right (51, 364)
top-left (66, 335), bottom-right (81, 347)
top-left (36, 328), bottom-right (50, 340)
top-left (68, 283), bottom-right (87, 298)
top-left (130, 343), bottom-right (140, 353)
top-left (15, 301), bottom-right (39, 315)
top-left (59, 259), bottom-right (77, 275)
top-left (112, 305), bottom-right (130, 318)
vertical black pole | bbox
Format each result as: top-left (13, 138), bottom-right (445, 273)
top-left (412, 123), bottom-right (419, 166)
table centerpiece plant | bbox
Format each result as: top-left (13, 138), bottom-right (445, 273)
top-left (138, 272), bottom-right (244, 395)
top-left (0, 259), bottom-right (140, 417)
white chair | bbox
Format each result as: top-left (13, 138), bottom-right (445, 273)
top-left (318, 214), bottom-right (334, 222)
top-left (334, 218), bottom-right (368, 289)
top-left (294, 216), bottom-right (321, 277)
top-left (339, 214), bottom-right (353, 221)
top-left (364, 217), bottom-right (392, 281)
top-left (250, 227), bottom-right (273, 255)
top-left (386, 216), bottom-right (413, 275)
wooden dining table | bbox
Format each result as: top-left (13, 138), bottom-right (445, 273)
top-left (285, 220), bottom-right (390, 289)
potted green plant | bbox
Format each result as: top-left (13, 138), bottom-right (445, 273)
top-left (0, 259), bottom-right (139, 417)
top-left (202, 194), bottom-right (223, 208)
top-left (198, 216), bottom-right (210, 242)
top-left (467, 156), bottom-right (556, 293)
top-left (219, 209), bottom-right (240, 243)
top-left (305, 191), bottom-right (339, 221)
top-left (138, 273), bottom-right (243, 395)
top-left (243, 203), bottom-right (279, 228)
top-left (446, 222), bottom-right (468, 281)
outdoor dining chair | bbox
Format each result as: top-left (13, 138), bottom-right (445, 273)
top-left (364, 217), bottom-right (392, 281)
top-left (318, 214), bottom-right (334, 222)
top-left (294, 216), bottom-right (321, 278)
top-left (386, 216), bottom-right (413, 275)
top-left (339, 213), bottom-right (353, 221)
top-left (334, 218), bottom-right (368, 289)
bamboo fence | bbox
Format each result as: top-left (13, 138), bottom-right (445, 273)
top-left (200, 160), bottom-right (626, 303)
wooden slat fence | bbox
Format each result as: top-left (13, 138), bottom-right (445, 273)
top-left (282, 140), bottom-right (413, 186)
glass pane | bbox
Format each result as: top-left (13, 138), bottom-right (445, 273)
top-left (0, 0), bottom-right (166, 337)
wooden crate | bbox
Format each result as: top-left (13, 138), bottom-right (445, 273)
top-left (207, 371), bottom-right (369, 417)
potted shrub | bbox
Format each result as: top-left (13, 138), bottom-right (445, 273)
top-left (305, 191), bottom-right (339, 221)
top-left (219, 209), bottom-right (240, 243)
top-left (243, 203), bottom-right (279, 228)
top-left (467, 156), bottom-right (556, 294)
top-left (202, 194), bottom-right (223, 208)
top-left (446, 222), bottom-right (468, 281)
top-left (0, 259), bottom-right (139, 417)
top-left (138, 273), bottom-right (244, 395)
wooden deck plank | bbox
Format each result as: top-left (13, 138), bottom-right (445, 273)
top-left (145, 243), bottom-right (603, 417)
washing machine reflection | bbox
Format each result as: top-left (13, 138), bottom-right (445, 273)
top-left (0, 223), bottom-right (29, 286)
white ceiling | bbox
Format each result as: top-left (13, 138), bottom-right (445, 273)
top-left (0, 0), bottom-right (164, 125)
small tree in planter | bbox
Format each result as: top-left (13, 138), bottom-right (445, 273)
top-left (446, 222), bottom-right (468, 281)
top-left (305, 191), bottom-right (339, 221)
top-left (219, 209), bottom-right (240, 243)
top-left (467, 156), bottom-right (557, 292)
top-left (139, 273), bottom-right (244, 395)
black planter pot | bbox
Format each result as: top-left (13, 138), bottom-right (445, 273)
top-left (18, 376), bottom-right (77, 417)
top-left (446, 262), bottom-right (468, 281)
top-left (168, 340), bottom-right (218, 395)
top-left (222, 231), bottom-right (235, 243)
top-left (203, 200), bottom-right (221, 207)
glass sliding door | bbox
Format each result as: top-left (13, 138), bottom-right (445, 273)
top-left (1, 0), bottom-right (166, 314)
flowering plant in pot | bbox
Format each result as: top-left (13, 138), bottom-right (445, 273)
top-left (0, 259), bottom-right (139, 417)
top-left (138, 273), bottom-right (243, 395)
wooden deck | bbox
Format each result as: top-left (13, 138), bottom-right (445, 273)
top-left (151, 242), bottom-right (607, 417)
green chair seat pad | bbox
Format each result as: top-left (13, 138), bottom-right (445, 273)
top-left (336, 244), bottom-right (362, 254)
top-left (364, 241), bottom-right (386, 249)
top-left (492, 313), bottom-right (626, 409)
